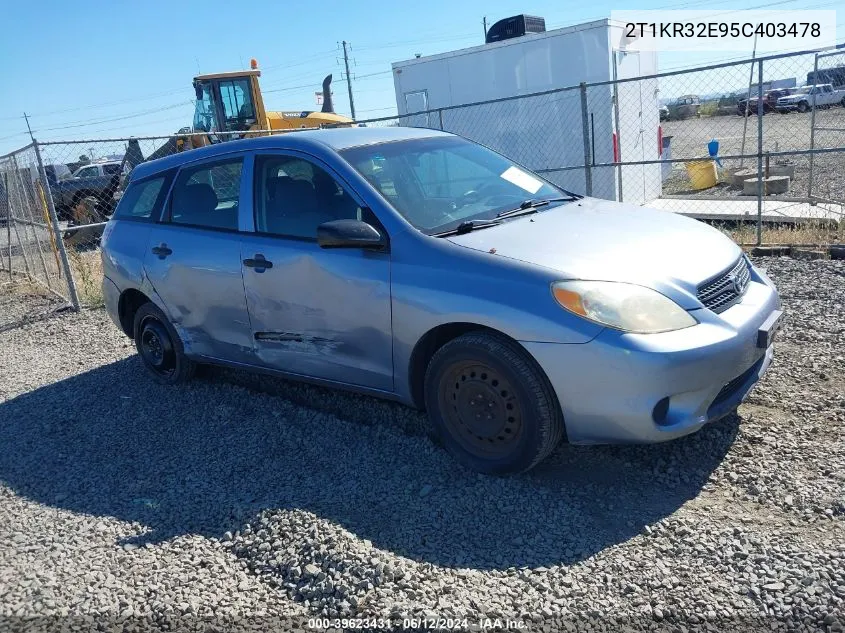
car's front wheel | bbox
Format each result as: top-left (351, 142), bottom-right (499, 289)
top-left (424, 332), bottom-right (564, 474)
top-left (133, 302), bottom-right (196, 385)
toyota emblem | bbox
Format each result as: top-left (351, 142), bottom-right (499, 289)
top-left (729, 273), bottom-right (743, 295)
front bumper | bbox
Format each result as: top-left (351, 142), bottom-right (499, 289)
top-left (776, 104), bottom-right (799, 111)
top-left (521, 266), bottom-right (782, 444)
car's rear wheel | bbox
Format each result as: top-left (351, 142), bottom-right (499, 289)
top-left (133, 302), bottom-right (196, 385)
top-left (424, 332), bottom-right (564, 474)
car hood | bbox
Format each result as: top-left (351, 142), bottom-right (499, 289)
top-left (778, 95), bottom-right (804, 101)
top-left (445, 197), bottom-right (741, 305)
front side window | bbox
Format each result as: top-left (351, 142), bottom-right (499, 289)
top-left (254, 155), bottom-right (361, 239)
top-left (169, 159), bottom-right (243, 231)
top-left (341, 136), bottom-right (568, 235)
top-left (103, 164), bottom-right (121, 175)
top-left (114, 174), bottom-right (170, 221)
top-left (193, 81), bottom-right (220, 137)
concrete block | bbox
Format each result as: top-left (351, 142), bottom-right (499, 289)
top-left (742, 175), bottom-right (790, 196)
top-left (769, 163), bottom-right (795, 179)
top-left (730, 168), bottom-right (758, 187)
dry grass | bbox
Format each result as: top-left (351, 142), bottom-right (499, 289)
top-left (67, 247), bottom-right (104, 307)
top-left (726, 222), bottom-right (843, 246)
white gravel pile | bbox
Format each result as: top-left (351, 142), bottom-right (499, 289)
top-left (0, 256), bottom-right (842, 632)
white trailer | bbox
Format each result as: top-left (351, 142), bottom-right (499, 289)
top-left (392, 19), bottom-right (662, 205)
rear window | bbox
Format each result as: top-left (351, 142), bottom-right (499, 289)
top-left (113, 174), bottom-right (171, 221)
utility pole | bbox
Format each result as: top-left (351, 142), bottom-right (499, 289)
top-left (23, 112), bottom-right (34, 142)
top-left (483, 16), bottom-right (487, 40)
top-left (342, 40), bottom-right (356, 120)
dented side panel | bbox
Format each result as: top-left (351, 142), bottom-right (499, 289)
top-left (239, 234), bottom-right (393, 391)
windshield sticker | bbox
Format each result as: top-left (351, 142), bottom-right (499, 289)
top-left (500, 166), bottom-right (543, 194)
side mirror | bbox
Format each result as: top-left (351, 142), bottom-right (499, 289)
top-left (317, 219), bottom-right (386, 250)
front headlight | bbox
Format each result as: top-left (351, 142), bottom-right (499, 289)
top-left (552, 281), bottom-right (697, 334)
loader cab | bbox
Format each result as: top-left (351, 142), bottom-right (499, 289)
top-left (192, 69), bottom-right (267, 142)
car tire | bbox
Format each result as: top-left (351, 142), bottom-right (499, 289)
top-left (133, 302), bottom-right (196, 385)
top-left (797, 101), bottom-right (809, 113)
top-left (424, 331), bottom-right (564, 475)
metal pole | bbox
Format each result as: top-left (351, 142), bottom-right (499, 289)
top-left (438, 109), bottom-right (444, 130)
top-left (611, 54), bottom-right (623, 202)
top-left (483, 16), bottom-right (487, 40)
top-left (23, 112), bottom-right (35, 142)
top-left (807, 53), bottom-right (820, 204)
top-left (3, 170), bottom-right (11, 280)
top-left (580, 82), bottom-right (593, 197)
top-left (740, 34), bottom-right (759, 168)
top-left (342, 41), bottom-right (356, 120)
top-left (756, 59), bottom-right (764, 246)
top-left (34, 141), bottom-right (80, 310)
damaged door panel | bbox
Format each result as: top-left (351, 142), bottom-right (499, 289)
top-left (240, 240), bottom-right (392, 389)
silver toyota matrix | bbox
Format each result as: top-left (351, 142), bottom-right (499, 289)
top-left (101, 127), bottom-right (783, 474)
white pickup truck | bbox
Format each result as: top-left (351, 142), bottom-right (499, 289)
top-left (775, 84), bottom-right (845, 113)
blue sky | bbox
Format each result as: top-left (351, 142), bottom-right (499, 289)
top-left (0, 0), bottom-right (841, 154)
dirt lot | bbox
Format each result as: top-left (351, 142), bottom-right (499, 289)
top-left (0, 256), bottom-right (843, 632)
top-left (660, 108), bottom-right (845, 204)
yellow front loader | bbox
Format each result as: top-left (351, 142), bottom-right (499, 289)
top-left (181, 60), bottom-right (353, 151)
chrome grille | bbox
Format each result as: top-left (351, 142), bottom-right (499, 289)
top-left (697, 257), bottom-right (752, 313)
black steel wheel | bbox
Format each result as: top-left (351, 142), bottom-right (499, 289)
top-left (797, 101), bottom-right (810, 113)
top-left (133, 302), bottom-right (196, 385)
top-left (424, 331), bottom-right (565, 474)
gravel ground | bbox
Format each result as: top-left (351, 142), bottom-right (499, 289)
top-left (0, 256), bottom-right (843, 632)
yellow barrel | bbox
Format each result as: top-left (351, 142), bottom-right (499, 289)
top-left (684, 159), bottom-right (718, 190)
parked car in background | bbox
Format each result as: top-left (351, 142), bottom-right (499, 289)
top-left (53, 160), bottom-right (124, 222)
top-left (776, 84), bottom-right (845, 113)
top-left (737, 88), bottom-right (794, 115)
top-left (659, 105), bottom-right (670, 121)
top-left (668, 95), bottom-right (701, 119)
top-left (101, 127), bottom-right (783, 474)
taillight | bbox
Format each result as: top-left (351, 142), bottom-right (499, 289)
top-left (658, 125), bottom-right (663, 157)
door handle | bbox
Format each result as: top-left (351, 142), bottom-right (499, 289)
top-left (243, 253), bottom-right (273, 272)
top-left (151, 243), bottom-right (172, 259)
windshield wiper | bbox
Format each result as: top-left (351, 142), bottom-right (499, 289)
top-left (432, 218), bottom-right (503, 237)
top-left (496, 196), bottom-right (578, 218)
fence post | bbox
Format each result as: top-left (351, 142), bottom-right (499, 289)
top-left (34, 141), bottom-right (80, 310)
top-left (5, 183), bottom-right (11, 281)
top-left (438, 109), bottom-right (444, 131)
top-left (807, 52), bottom-right (820, 204)
top-left (579, 82), bottom-right (593, 196)
top-left (756, 59), bottom-right (764, 246)
top-left (611, 57), bottom-right (623, 202)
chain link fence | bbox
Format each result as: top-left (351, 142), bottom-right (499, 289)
top-left (0, 143), bottom-right (76, 330)
top-left (2, 46), bottom-right (842, 327)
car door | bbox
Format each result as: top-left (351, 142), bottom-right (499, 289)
top-left (143, 154), bottom-right (255, 364)
top-left (239, 151), bottom-right (393, 391)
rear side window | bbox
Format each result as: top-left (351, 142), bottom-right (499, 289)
top-left (113, 175), bottom-right (169, 221)
top-left (168, 159), bottom-right (243, 231)
top-left (103, 164), bottom-right (122, 175)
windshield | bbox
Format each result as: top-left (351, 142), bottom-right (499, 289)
top-left (340, 136), bottom-right (571, 235)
